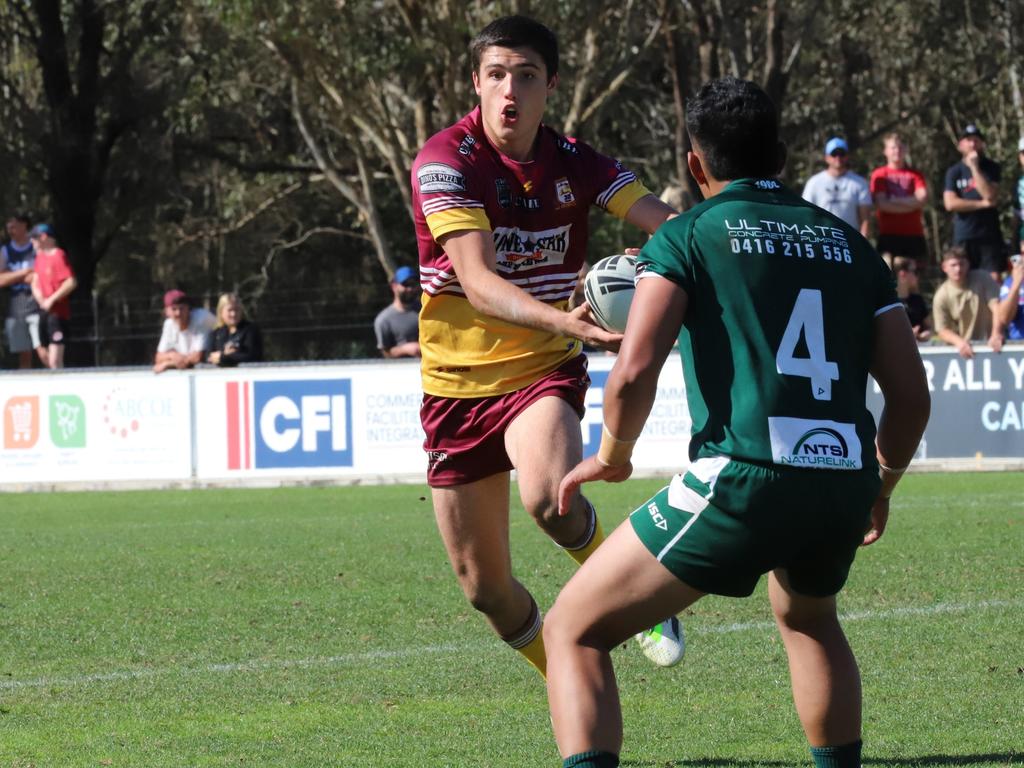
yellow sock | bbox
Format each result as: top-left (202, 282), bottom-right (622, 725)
top-left (563, 499), bottom-right (605, 566)
top-left (516, 627), bottom-right (547, 678)
top-left (503, 598), bottom-right (547, 678)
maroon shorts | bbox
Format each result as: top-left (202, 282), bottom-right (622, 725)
top-left (420, 354), bottom-right (590, 487)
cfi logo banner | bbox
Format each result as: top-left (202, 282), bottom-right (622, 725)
top-left (768, 416), bottom-right (862, 469)
top-left (226, 379), bottom-right (353, 470)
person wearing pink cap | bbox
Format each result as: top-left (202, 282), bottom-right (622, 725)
top-left (153, 289), bottom-right (215, 373)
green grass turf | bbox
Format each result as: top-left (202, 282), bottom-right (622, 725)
top-left (0, 473), bottom-right (1021, 767)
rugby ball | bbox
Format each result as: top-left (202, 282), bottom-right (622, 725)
top-left (583, 254), bottom-right (637, 333)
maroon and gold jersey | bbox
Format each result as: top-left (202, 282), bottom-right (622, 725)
top-left (412, 106), bottom-right (650, 397)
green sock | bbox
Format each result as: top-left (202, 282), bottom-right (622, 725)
top-left (810, 739), bottom-right (862, 768)
top-left (563, 750), bottom-right (619, 768)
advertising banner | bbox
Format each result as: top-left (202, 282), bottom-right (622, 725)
top-left (191, 358), bottom-right (692, 482)
top-left (867, 346), bottom-right (1024, 459)
top-left (193, 363), bottom-right (425, 480)
top-left (1, 345), bottom-right (1019, 491)
top-left (0, 372), bottom-right (192, 484)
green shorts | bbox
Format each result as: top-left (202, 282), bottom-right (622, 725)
top-left (629, 456), bottom-right (881, 598)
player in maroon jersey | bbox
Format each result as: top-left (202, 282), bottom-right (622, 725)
top-left (411, 16), bottom-right (683, 679)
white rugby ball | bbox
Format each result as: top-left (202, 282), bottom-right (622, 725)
top-left (583, 254), bottom-right (637, 333)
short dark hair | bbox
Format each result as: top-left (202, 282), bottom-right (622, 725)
top-left (471, 16), bottom-right (558, 79)
top-left (942, 245), bottom-right (967, 263)
top-left (7, 212), bottom-right (31, 226)
top-left (685, 77), bottom-right (783, 180)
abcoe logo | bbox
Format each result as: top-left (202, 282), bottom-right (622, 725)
top-left (229, 380), bottom-right (353, 469)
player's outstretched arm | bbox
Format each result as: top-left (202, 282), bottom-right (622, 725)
top-left (864, 307), bottom-right (930, 545)
top-left (440, 229), bottom-right (622, 348)
top-left (558, 275), bottom-right (688, 515)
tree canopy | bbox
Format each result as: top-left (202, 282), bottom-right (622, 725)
top-left (1, 0), bottom-right (1021, 365)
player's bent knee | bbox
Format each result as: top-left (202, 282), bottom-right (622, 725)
top-left (544, 594), bottom-right (613, 652)
top-left (523, 489), bottom-right (560, 526)
top-left (456, 573), bottom-right (517, 617)
top-left (542, 601), bottom-right (577, 648)
top-left (773, 599), bottom-right (841, 635)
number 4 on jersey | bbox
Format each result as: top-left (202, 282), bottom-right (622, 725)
top-left (776, 288), bottom-right (839, 401)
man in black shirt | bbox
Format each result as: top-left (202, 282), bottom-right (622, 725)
top-left (943, 123), bottom-right (1003, 281)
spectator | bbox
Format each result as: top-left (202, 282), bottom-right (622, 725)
top-left (0, 213), bottom-right (47, 368)
top-left (892, 256), bottom-right (931, 341)
top-left (932, 246), bottom-right (1003, 359)
top-left (206, 292), bottom-right (263, 366)
top-left (373, 265), bottom-right (420, 358)
top-left (802, 136), bottom-right (872, 236)
top-left (942, 123), bottom-right (1002, 281)
top-left (870, 132), bottom-right (929, 271)
top-left (998, 248), bottom-right (1024, 342)
top-left (28, 224), bottom-right (76, 369)
top-left (153, 289), bottom-right (215, 373)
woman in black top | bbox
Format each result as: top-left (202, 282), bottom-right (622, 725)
top-left (206, 293), bottom-right (263, 366)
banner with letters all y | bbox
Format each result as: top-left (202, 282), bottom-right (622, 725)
top-left (866, 346), bottom-right (1024, 460)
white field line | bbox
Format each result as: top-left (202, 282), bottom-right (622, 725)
top-left (1, 598), bottom-right (1019, 692)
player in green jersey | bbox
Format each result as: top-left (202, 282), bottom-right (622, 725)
top-left (543, 77), bottom-right (930, 768)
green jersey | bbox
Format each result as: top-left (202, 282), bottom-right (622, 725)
top-left (637, 177), bottom-right (899, 471)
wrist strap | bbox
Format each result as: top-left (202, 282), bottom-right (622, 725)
top-left (597, 424), bottom-right (637, 468)
top-left (878, 461), bottom-right (909, 499)
top-left (879, 463), bottom-right (908, 475)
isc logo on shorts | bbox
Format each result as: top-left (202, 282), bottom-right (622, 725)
top-left (226, 380), bottom-right (353, 469)
top-left (647, 501), bottom-right (668, 531)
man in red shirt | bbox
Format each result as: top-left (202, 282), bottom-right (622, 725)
top-left (29, 224), bottom-right (77, 369)
top-left (870, 132), bottom-right (929, 272)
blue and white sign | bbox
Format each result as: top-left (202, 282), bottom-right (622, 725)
top-left (253, 379), bottom-right (353, 468)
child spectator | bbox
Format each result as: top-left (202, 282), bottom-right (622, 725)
top-left (891, 256), bottom-right (931, 341)
top-left (206, 292), bottom-right (263, 366)
top-left (29, 224), bottom-right (77, 369)
top-left (932, 246), bottom-right (1004, 358)
top-left (153, 289), bottom-right (215, 373)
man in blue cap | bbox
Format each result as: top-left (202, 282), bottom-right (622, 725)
top-left (373, 265), bottom-right (421, 358)
top-left (802, 136), bottom-right (872, 237)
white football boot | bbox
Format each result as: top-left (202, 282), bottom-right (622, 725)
top-left (634, 615), bottom-right (685, 667)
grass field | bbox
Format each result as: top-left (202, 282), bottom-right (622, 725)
top-left (0, 473), bottom-right (1021, 767)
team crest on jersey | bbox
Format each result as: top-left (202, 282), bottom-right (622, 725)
top-left (457, 134), bottom-right (476, 156)
top-left (492, 224), bottom-right (571, 271)
top-left (417, 162), bottom-right (466, 193)
top-left (554, 177), bottom-right (576, 208)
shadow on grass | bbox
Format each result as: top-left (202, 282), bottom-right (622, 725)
top-left (622, 752), bottom-right (1020, 767)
